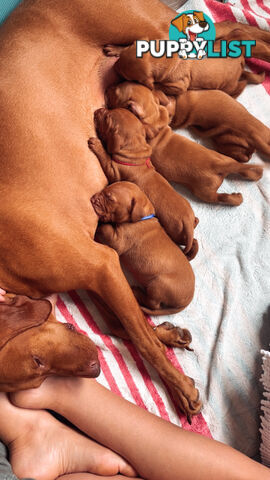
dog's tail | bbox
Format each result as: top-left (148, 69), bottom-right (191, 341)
top-left (140, 305), bottom-right (186, 316)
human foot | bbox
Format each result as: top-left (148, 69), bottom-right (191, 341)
top-left (7, 392), bottom-right (136, 480)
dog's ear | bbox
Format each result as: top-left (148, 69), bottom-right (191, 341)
top-left (152, 89), bottom-right (169, 106)
top-left (130, 195), bottom-right (149, 222)
top-left (194, 11), bottom-right (205, 22)
top-left (0, 295), bottom-right (52, 350)
top-left (127, 100), bottom-right (145, 120)
top-left (171, 15), bottom-right (185, 33)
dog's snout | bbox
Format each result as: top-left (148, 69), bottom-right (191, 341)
top-left (199, 21), bottom-right (207, 28)
top-left (89, 360), bottom-right (100, 377)
top-left (65, 322), bottom-right (77, 332)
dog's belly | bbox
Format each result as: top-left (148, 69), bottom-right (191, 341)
top-left (0, 27), bottom-right (118, 294)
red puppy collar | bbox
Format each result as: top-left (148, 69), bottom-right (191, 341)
top-left (112, 157), bottom-right (152, 168)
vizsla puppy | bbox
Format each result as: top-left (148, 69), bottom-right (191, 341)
top-left (0, 294), bottom-right (100, 392)
top-left (106, 82), bottom-right (263, 205)
top-left (90, 108), bottom-right (199, 259)
top-left (92, 181), bottom-right (195, 324)
top-left (0, 0), bottom-right (202, 419)
top-left (169, 89), bottom-right (270, 163)
top-left (105, 40), bottom-right (265, 97)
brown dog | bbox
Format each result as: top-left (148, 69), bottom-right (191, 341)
top-left (90, 108), bottom-right (199, 258)
top-left (106, 82), bottom-right (263, 205)
top-left (105, 40), bottom-right (264, 97)
top-left (3, 0), bottom-right (267, 418)
top-left (0, 0), bottom-right (204, 419)
top-left (0, 294), bottom-right (100, 392)
top-left (168, 89), bottom-right (270, 163)
top-left (92, 181), bottom-right (195, 322)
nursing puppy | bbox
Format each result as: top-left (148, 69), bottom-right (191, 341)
top-left (92, 181), bottom-right (195, 323)
top-left (89, 108), bottom-right (199, 259)
top-left (169, 89), bottom-right (270, 163)
top-left (105, 41), bottom-right (264, 97)
top-left (106, 82), bottom-right (263, 205)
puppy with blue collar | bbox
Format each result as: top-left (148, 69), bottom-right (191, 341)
top-left (92, 181), bottom-right (196, 322)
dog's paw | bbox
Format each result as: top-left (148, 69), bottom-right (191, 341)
top-left (185, 239), bottom-right (199, 262)
top-left (244, 165), bottom-right (263, 181)
top-left (103, 44), bottom-right (123, 57)
top-left (166, 375), bottom-right (202, 424)
top-left (156, 321), bottom-right (193, 351)
top-left (88, 137), bottom-right (103, 153)
top-left (179, 50), bottom-right (188, 59)
top-left (218, 192), bottom-right (243, 206)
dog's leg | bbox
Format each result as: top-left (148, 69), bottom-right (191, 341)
top-left (191, 187), bottom-right (244, 206)
top-left (76, 240), bottom-right (201, 420)
top-left (215, 141), bottom-right (254, 163)
top-left (91, 289), bottom-right (193, 351)
top-left (227, 163), bottom-right (263, 181)
top-left (241, 70), bottom-right (265, 85)
top-left (216, 22), bottom-right (270, 44)
top-left (88, 138), bottom-right (120, 183)
top-left (219, 27), bottom-right (270, 62)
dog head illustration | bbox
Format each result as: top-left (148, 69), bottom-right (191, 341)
top-left (171, 12), bottom-right (209, 42)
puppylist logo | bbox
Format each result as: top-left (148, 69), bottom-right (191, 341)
top-left (136, 10), bottom-right (256, 59)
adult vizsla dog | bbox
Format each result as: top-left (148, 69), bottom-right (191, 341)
top-left (90, 108), bottom-right (199, 258)
top-left (0, 0), bottom-right (269, 418)
top-left (0, 0), bottom-right (204, 419)
top-left (0, 295), bottom-right (100, 392)
top-left (106, 82), bottom-right (263, 205)
top-left (92, 181), bottom-right (195, 321)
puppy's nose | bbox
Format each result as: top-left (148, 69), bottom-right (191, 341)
top-left (199, 21), bottom-right (207, 28)
top-left (89, 360), bottom-right (100, 377)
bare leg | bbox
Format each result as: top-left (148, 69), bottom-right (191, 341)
top-left (59, 476), bottom-right (142, 480)
top-left (0, 392), bottom-right (137, 480)
top-left (12, 378), bottom-right (270, 480)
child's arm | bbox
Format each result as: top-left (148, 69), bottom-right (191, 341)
top-left (88, 137), bottom-right (120, 183)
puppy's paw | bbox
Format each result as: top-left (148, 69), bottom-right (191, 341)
top-left (88, 137), bottom-right (103, 154)
top-left (218, 192), bottom-right (243, 206)
top-left (156, 321), bottom-right (193, 351)
top-left (185, 239), bottom-right (199, 262)
top-left (243, 165), bottom-right (263, 181)
top-left (103, 44), bottom-right (124, 57)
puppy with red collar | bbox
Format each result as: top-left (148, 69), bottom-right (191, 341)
top-left (92, 181), bottom-right (195, 321)
top-left (89, 107), bottom-right (199, 260)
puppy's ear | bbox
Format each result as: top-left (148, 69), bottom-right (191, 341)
top-left (194, 11), bottom-right (204, 22)
top-left (0, 295), bottom-right (51, 350)
top-left (171, 15), bottom-right (184, 33)
top-left (130, 196), bottom-right (149, 222)
top-left (144, 124), bottom-right (159, 140)
top-left (127, 101), bottom-right (145, 120)
top-left (152, 89), bottom-right (169, 106)
top-left (106, 127), bottom-right (122, 153)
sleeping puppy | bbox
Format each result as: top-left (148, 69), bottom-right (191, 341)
top-left (168, 89), bottom-right (270, 163)
top-left (106, 82), bottom-right (263, 205)
top-left (89, 107), bottom-right (199, 259)
top-left (104, 41), bottom-right (264, 97)
top-left (92, 181), bottom-right (195, 322)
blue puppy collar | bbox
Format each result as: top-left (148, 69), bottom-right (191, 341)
top-left (139, 214), bottom-right (156, 221)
